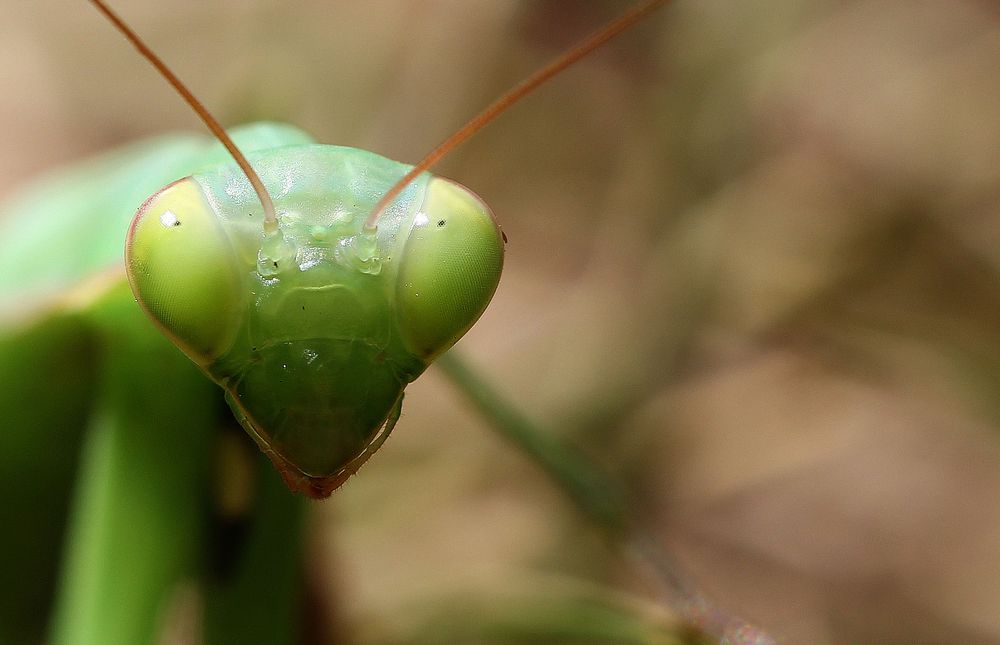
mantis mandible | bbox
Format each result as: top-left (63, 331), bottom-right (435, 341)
top-left (0, 2), bottom-right (706, 645)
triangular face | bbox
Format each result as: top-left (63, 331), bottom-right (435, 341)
top-left (126, 139), bottom-right (504, 496)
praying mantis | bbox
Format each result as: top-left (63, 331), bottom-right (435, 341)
top-left (0, 2), bottom-right (774, 644)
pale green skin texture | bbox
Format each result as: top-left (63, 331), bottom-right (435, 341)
top-left (127, 128), bottom-right (504, 489)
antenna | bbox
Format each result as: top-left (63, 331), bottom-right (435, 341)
top-left (88, 0), bottom-right (279, 234)
top-left (364, 0), bottom-right (670, 231)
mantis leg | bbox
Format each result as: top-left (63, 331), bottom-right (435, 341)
top-left (203, 442), bottom-right (307, 644)
top-left (0, 313), bottom-right (97, 643)
top-left (49, 284), bottom-right (219, 645)
top-left (48, 282), bottom-right (308, 645)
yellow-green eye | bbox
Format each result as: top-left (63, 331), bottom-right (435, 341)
top-left (125, 177), bottom-right (243, 363)
top-left (395, 177), bottom-right (504, 360)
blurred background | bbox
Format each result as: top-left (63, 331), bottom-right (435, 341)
top-left (5, 0), bottom-right (1000, 642)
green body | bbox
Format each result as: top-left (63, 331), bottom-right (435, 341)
top-left (0, 121), bottom-right (503, 644)
top-left (0, 124), bottom-right (315, 645)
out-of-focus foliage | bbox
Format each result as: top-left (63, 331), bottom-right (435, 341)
top-left (4, 0), bottom-right (1000, 642)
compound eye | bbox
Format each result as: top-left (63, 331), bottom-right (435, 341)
top-left (126, 177), bottom-right (243, 363)
top-left (395, 177), bottom-right (504, 360)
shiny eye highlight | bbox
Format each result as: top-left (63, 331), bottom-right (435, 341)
top-left (126, 177), bottom-right (243, 363)
top-left (395, 177), bottom-right (504, 360)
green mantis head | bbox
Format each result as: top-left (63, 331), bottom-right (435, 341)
top-left (125, 143), bottom-right (504, 496)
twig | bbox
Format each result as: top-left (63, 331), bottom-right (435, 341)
top-left (436, 350), bottom-right (776, 644)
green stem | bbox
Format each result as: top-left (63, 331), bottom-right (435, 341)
top-left (436, 350), bottom-right (629, 534)
top-left (436, 350), bottom-right (775, 645)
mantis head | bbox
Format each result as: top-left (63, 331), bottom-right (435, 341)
top-left (125, 153), bottom-right (504, 497)
top-left (93, 0), bottom-right (661, 497)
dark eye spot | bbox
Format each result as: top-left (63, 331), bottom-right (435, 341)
top-left (301, 305), bottom-right (305, 311)
top-left (273, 261), bottom-right (278, 268)
top-left (437, 220), bottom-right (446, 227)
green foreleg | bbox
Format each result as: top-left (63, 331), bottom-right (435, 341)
top-left (203, 445), bottom-right (307, 645)
top-left (0, 313), bottom-right (97, 644)
top-left (50, 286), bottom-right (217, 645)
